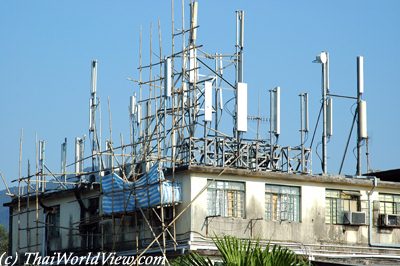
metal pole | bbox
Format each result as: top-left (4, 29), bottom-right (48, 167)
top-left (300, 94), bottom-right (304, 173)
top-left (322, 56), bottom-right (328, 175)
top-left (235, 10), bottom-right (244, 141)
top-left (356, 56), bottom-right (364, 176)
top-left (269, 89), bottom-right (273, 169)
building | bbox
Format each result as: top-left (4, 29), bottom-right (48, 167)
top-left (4, 2), bottom-right (400, 265)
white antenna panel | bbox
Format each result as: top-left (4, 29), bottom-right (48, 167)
top-left (204, 81), bottom-right (213, 122)
top-left (136, 104), bottom-right (141, 126)
top-left (236, 82), bottom-right (247, 132)
top-left (239, 11), bottom-right (245, 48)
top-left (164, 58), bottom-right (172, 97)
top-left (91, 60), bottom-right (97, 94)
top-left (359, 100), bottom-right (368, 139)
top-left (219, 54), bottom-right (224, 75)
top-left (357, 56), bottom-right (364, 94)
top-left (130, 95), bottom-right (136, 116)
top-left (189, 46), bottom-right (197, 83)
top-left (75, 137), bottom-right (81, 173)
top-left (219, 88), bottom-right (224, 110)
top-left (89, 98), bottom-right (94, 131)
top-left (182, 82), bottom-right (187, 105)
top-left (190, 2), bottom-right (198, 42)
top-left (327, 97), bottom-right (333, 137)
top-left (272, 87), bottom-right (280, 135)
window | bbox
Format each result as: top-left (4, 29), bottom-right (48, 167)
top-left (265, 184), bottom-right (300, 222)
top-left (379, 194), bottom-right (400, 215)
top-left (47, 206), bottom-right (60, 238)
top-left (325, 189), bottom-right (361, 224)
top-left (207, 180), bottom-right (245, 218)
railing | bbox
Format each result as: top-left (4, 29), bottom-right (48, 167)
top-left (177, 137), bottom-right (312, 174)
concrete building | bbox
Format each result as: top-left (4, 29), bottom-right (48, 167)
top-left (6, 167), bottom-right (400, 265)
top-left (4, 2), bottom-right (400, 266)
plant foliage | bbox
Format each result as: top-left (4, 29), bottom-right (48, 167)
top-left (172, 235), bottom-right (310, 266)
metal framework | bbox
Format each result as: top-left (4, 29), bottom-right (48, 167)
top-left (5, 1), bottom-right (318, 265)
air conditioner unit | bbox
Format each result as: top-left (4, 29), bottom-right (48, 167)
top-left (378, 214), bottom-right (400, 228)
top-left (343, 211), bottom-right (366, 225)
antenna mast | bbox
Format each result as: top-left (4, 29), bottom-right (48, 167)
top-left (89, 60), bottom-right (99, 172)
top-left (357, 56), bottom-right (367, 176)
top-left (313, 51), bottom-right (330, 175)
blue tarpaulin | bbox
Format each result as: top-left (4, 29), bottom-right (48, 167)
top-left (102, 164), bottom-right (182, 214)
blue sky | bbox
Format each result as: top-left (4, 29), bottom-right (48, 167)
top-left (1, 1), bottom-right (399, 189)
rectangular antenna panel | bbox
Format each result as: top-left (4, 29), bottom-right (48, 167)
top-left (359, 100), bottom-right (368, 139)
top-left (190, 2), bottom-right (198, 42)
top-left (189, 46), bottom-right (197, 83)
top-left (165, 58), bottom-right (172, 97)
top-left (236, 82), bottom-right (247, 132)
top-left (130, 95), bottom-right (136, 116)
top-left (61, 140), bottom-right (67, 172)
top-left (271, 87), bottom-right (280, 135)
top-left (75, 138), bottom-right (81, 173)
top-left (357, 56), bottom-right (364, 94)
top-left (91, 60), bottom-right (97, 94)
top-left (136, 104), bottom-right (141, 126)
top-left (219, 54), bottom-right (224, 75)
top-left (204, 81), bottom-right (213, 122)
top-left (182, 82), bottom-right (187, 105)
top-left (219, 88), bottom-right (224, 110)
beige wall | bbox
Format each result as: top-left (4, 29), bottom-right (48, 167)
top-left (186, 172), bottom-right (400, 248)
top-left (10, 191), bottom-right (94, 255)
top-left (10, 171), bottom-right (400, 256)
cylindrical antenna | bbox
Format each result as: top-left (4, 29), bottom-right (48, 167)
top-left (326, 53), bottom-right (330, 93)
top-left (130, 95), bottom-right (136, 116)
top-left (182, 82), bottom-right (188, 105)
top-left (164, 58), bottom-right (172, 97)
top-left (327, 97), bottom-right (333, 137)
top-left (236, 10), bottom-right (244, 83)
top-left (106, 140), bottom-right (113, 171)
top-left (189, 46), bottom-right (197, 83)
top-left (236, 82), bottom-right (248, 132)
top-left (190, 1), bottom-right (198, 43)
top-left (357, 56), bottom-right (364, 94)
top-left (136, 103), bottom-right (142, 127)
top-left (239, 11), bottom-right (244, 49)
top-left (272, 86), bottom-right (281, 136)
top-left (219, 53), bottom-right (224, 76)
top-left (219, 87), bottom-right (224, 110)
top-left (89, 98), bottom-right (94, 131)
top-left (359, 100), bottom-right (368, 139)
top-left (75, 137), bottom-right (81, 174)
top-left (204, 81), bottom-right (213, 122)
top-left (91, 60), bottom-right (97, 94)
top-left (357, 55), bottom-right (366, 176)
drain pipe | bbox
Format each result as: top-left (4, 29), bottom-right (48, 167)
top-left (368, 176), bottom-right (400, 248)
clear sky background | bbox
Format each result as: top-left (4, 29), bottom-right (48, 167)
top-left (0, 1), bottom-right (399, 190)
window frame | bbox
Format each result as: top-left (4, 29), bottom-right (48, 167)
top-left (265, 184), bottom-right (301, 223)
top-left (379, 193), bottom-right (400, 215)
top-left (207, 180), bottom-right (246, 218)
top-left (47, 205), bottom-right (61, 239)
top-left (325, 189), bottom-right (362, 224)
